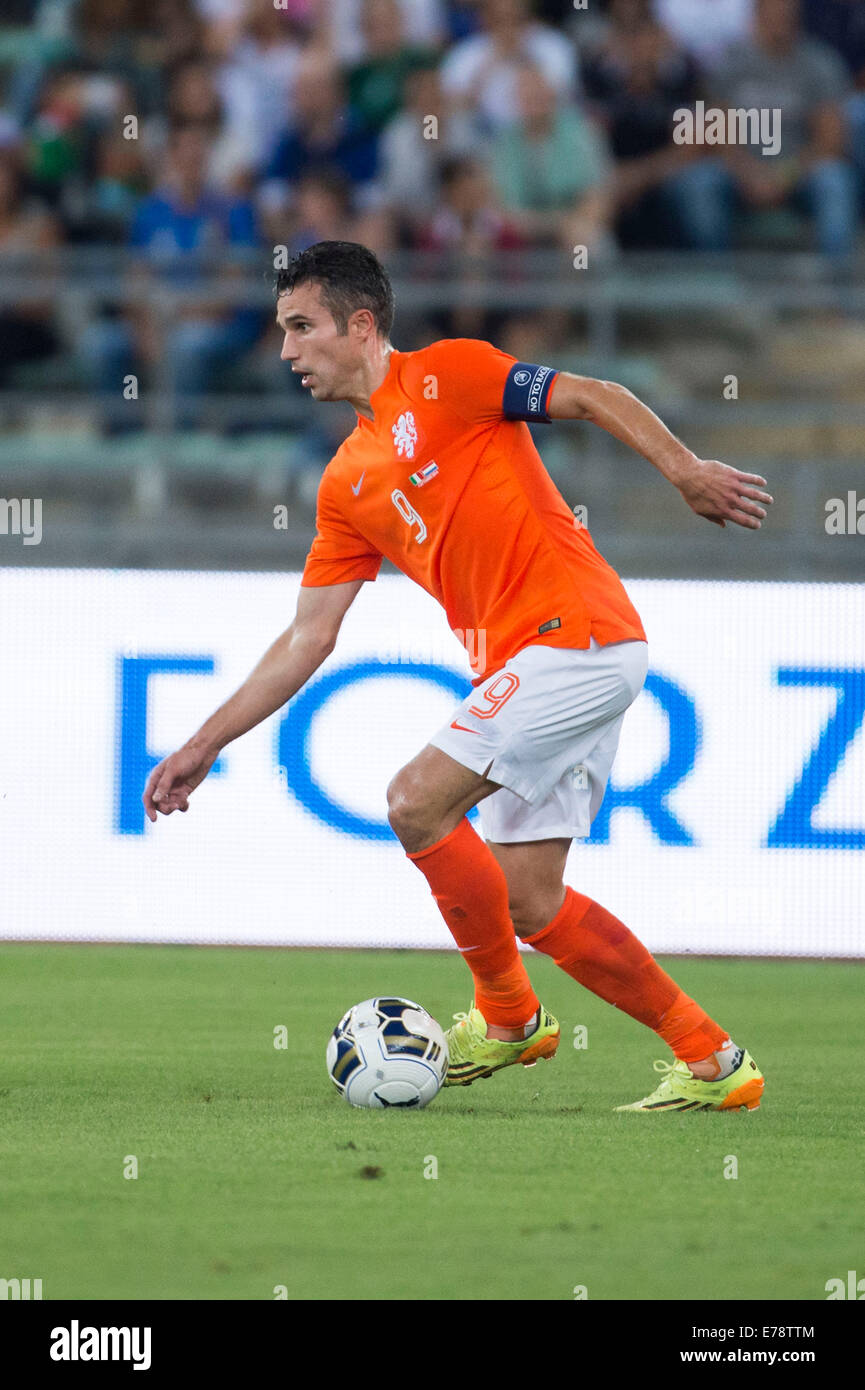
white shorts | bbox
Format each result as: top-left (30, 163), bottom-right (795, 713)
top-left (429, 638), bottom-right (649, 844)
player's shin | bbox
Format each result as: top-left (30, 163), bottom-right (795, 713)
top-left (523, 887), bottom-right (728, 1061)
top-left (406, 817), bottom-right (538, 1028)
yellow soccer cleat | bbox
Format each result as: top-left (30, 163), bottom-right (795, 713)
top-left (615, 1049), bottom-right (764, 1112)
top-left (443, 1002), bottom-right (560, 1086)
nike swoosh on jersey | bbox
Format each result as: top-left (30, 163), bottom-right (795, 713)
top-left (351, 471), bottom-right (366, 495)
top-left (450, 719), bottom-right (479, 734)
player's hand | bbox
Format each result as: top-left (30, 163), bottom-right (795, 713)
top-left (676, 459), bottom-right (774, 529)
top-left (142, 742), bottom-right (219, 822)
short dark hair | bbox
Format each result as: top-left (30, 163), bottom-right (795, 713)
top-left (274, 240), bottom-right (394, 338)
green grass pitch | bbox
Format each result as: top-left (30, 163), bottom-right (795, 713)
top-left (1, 944), bottom-right (862, 1301)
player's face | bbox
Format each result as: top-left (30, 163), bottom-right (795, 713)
top-left (276, 283), bottom-right (363, 402)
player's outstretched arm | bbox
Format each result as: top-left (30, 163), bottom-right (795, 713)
top-left (142, 579), bottom-right (366, 821)
top-left (546, 372), bottom-right (774, 530)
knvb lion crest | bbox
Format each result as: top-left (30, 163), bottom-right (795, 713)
top-left (392, 410), bottom-right (418, 459)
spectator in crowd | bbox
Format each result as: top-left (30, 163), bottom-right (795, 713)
top-left (346, 0), bottom-right (442, 135)
top-left (680, 0), bottom-right (857, 256)
top-left (800, 0), bottom-right (865, 190)
top-left (282, 166), bottom-right (390, 255)
top-left (261, 49), bottom-right (381, 215)
top-left (21, 63), bottom-right (142, 240)
top-left (79, 122), bottom-right (263, 431)
top-left (444, 0), bottom-right (485, 43)
top-left (143, 59), bottom-right (256, 196)
top-left (415, 153), bottom-right (527, 339)
top-left (1, 2), bottom-right (77, 132)
top-left (141, 0), bottom-right (209, 86)
top-left (440, 0), bottom-right (577, 134)
top-left (490, 61), bottom-right (612, 254)
top-left (283, 168), bottom-right (356, 253)
top-left (582, 0), bottom-right (705, 249)
top-left (164, 61), bottom-right (223, 129)
top-left (66, 0), bottom-right (163, 120)
top-left (80, 124), bottom-right (149, 242)
top-left (323, 0), bottom-right (445, 65)
top-left (22, 67), bottom-right (90, 219)
top-left (650, 0), bottom-right (754, 72)
top-left (378, 59), bottom-right (481, 241)
top-left (416, 152), bottom-right (525, 255)
top-left (0, 144), bottom-right (61, 387)
top-left (800, 0), bottom-right (865, 76)
top-left (202, 0), bottom-right (306, 178)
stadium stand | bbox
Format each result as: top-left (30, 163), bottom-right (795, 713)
top-left (1, 0), bottom-right (864, 576)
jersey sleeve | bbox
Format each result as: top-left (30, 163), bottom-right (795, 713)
top-left (415, 338), bottom-right (559, 426)
top-left (301, 470), bottom-right (383, 588)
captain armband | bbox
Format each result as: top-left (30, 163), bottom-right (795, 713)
top-left (501, 362), bottom-right (558, 423)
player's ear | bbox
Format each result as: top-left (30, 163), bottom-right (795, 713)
top-left (348, 306), bottom-right (375, 342)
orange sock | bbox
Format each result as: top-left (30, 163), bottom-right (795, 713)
top-left (523, 887), bottom-right (728, 1063)
top-left (406, 818), bottom-right (538, 1028)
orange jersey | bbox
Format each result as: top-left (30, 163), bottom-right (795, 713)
top-left (301, 337), bottom-right (646, 683)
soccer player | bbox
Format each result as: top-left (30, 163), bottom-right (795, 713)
top-left (143, 241), bottom-right (773, 1113)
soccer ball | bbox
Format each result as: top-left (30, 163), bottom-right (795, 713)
top-left (326, 997), bottom-right (448, 1109)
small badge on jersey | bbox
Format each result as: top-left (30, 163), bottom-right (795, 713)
top-left (538, 617), bottom-right (562, 634)
top-left (409, 460), bottom-right (439, 487)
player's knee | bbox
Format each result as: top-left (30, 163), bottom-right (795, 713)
top-left (386, 771), bottom-right (427, 843)
top-left (509, 902), bottom-right (543, 938)
top-left (510, 888), bottom-right (565, 939)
